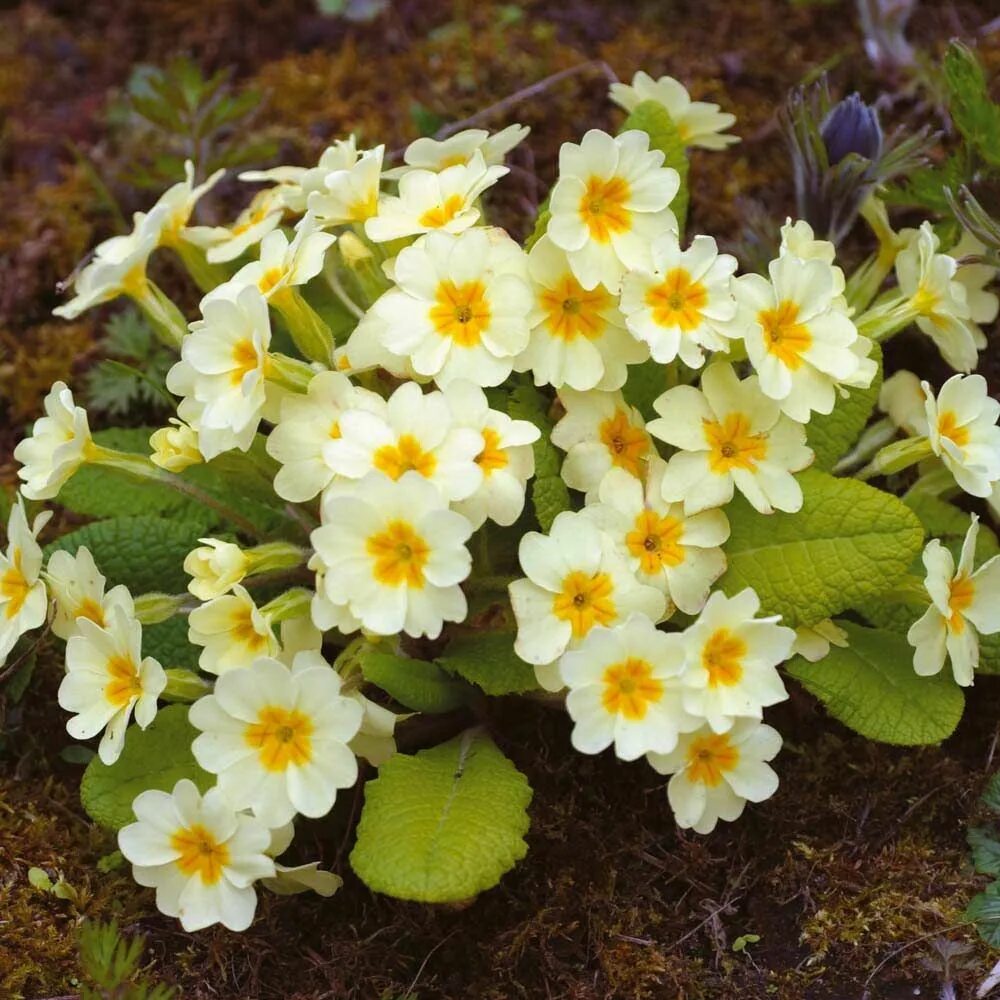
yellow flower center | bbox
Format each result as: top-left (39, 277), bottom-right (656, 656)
top-left (232, 204), bottom-right (272, 237)
top-left (475, 427), bottom-right (508, 476)
top-left (625, 510), bottom-right (685, 574)
top-left (258, 267), bottom-right (285, 295)
top-left (600, 656), bottom-right (664, 720)
top-left (373, 434), bottom-right (437, 480)
top-left (419, 193), bottom-right (466, 229)
top-left (74, 597), bottom-right (106, 626)
top-left (646, 268), bottom-right (708, 331)
top-left (367, 520), bottom-right (430, 588)
top-left (758, 300), bottom-right (812, 370)
top-left (701, 628), bottom-right (747, 687)
top-left (0, 550), bottom-right (30, 620)
top-left (578, 175), bottom-right (632, 243)
top-left (704, 413), bottom-right (768, 474)
top-left (599, 410), bottom-right (649, 477)
top-left (937, 411), bottom-right (970, 451)
top-left (230, 605), bottom-right (270, 652)
top-left (120, 264), bottom-right (149, 299)
top-left (685, 732), bottom-right (740, 787)
top-left (947, 574), bottom-right (976, 633)
top-left (244, 705), bottom-right (315, 771)
top-left (347, 189), bottom-right (379, 222)
top-left (429, 279), bottom-right (491, 347)
top-left (104, 653), bottom-right (143, 708)
top-left (552, 570), bottom-right (616, 639)
top-left (911, 282), bottom-right (940, 317)
top-left (230, 339), bottom-right (262, 387)
top-left (538, 274), bottom-right (611, 341)
top-left (171, 823), bottom-right (230, 884)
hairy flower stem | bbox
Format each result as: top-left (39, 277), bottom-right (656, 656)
top-left (854, 435), bottom-right (933, 481)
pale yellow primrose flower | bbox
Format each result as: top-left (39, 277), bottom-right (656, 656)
top-left (878, 370), bottom-right (929, 437)
top-left (150, 418), bottom-right (203, 473)
top-left (381, 124), bottom-right (529, 179)
top-left (922, 373), bottom-right (1000, 499)
top-left (619, 231), bottom-right (738, 368)
top-left (118, 779), bottom-right (275, 932)
top-left (518, 235), bottom-right (646, 392)
top-left (0, 497), bottom-right (50, 665)
top-left (14, 381), bottom-right (94, 500)
top-left (547, 128), bottom-right (679, 291)
top-left (908, 515), bottom-right (1000, 687)
top-left (190, 652), bottom-right (363, 828)
top-left (58, 604), bottom-right (166, 765)
top-left (647, 719), bottom-right (781, 835)
top-left (647, 362), bottom-right (814, 516)
top-left (45, 546), bottom-right (135, 642)
top-left (307, 144), bottom-right (385, 226)
top-left (186, 187), bottom-right (286, 264)
top-left (188, 584), bottom-right (279, 675)
top-left (609, 71), bottom-right (739, 150)
top-left (184, 540), bottom-right (251, 602)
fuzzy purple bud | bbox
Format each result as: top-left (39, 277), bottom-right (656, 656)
top-left (820, 93), bottom-right (883, 165)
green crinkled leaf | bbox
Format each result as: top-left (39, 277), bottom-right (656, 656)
top-left (967, 883), bottom-right (1000, 948)
top-left (621, 358), bottom-right (670, 421)
top-left (46, 516), bottom-right (203, 594)
top-left (350, 730), bottom-right (531, 902)
top-left (621, 100), bottom-right (689, 238)
top-left (786, 622), bottom-right (964, 746)
top-left (718, 468), bottom-right (924, 627)
top-left (437, 630), bottom-right (538, 696)
top-left (143, 615), bottom-right (198, 670)
top-left (807, 342), bottom-right (883, 470)
top-left (359, 647), bottom-right (471, 714)
top-left (969, 826), bottom-right (1000, 876)
top-left (531, 475), bottom-right (571, 533)
top-left (80, 705), bottom-right (213, 831)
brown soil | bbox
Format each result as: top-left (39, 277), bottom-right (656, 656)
top-left (2, 1), bottom-right (1000, 998)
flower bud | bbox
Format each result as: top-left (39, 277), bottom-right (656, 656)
top-left (821, 93), bottom-right (883, 165)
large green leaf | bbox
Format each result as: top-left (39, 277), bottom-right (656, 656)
top-left (718, 468), bottom-right (924, 627)
top-left (351, 730), bottom-right (532, 902)
top-left (46, 516), bottom-right (203, 594)
top-left (80, 705), bottom-right (213, 831)
top-left (143, 615), bottom-right (198, 670)
top-left (967, 883), bottom-right (1000, 948)
top-left (359, 647), bottom-right (471, 714)
top-left (807, 342), bottom-right (883, 470)
top-left (786, 622), bottom-right (964, 745)
top-left (437, 630), bottom-right (538, 696)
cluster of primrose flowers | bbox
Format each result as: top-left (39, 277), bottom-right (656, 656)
top-left (3, 69), bottom-right (1000, 934)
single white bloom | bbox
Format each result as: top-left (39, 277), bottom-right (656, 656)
top-left (150, 418), bottom-right (203, 473)
top-left (790, 619), bottom-right (849, 662)
top-left (547, 128), bottom-right (679, 291)
top-left (896, 222), bottom-right (979, 373)
top-left (609, 71), bottom-right (739, 150)
top-left (443, 380), bottom-right (539, 529)
top-left (53, 209), bottom-right (163, 319)
top-left (778, 218), bottom-right (846, 297)
top-left (619, 232), bottom-right (738, 367)
top-left (369, 228), bottom-right (533, 387)
top-left (190, 652), bottom-right (363, 827)
top-left (382, 124), bottom-right (529, 179)
top-left (509, 511), bottom-right (666, 679)
top-left (878, 370), bottom-right (929, 436)
top-left (648, 362), bottom-right (814, 515)
top-left (58, 605), bottom-right (166, 765)
top-left (266, 370), bottom-right (384, 502)
top-left (150, 160), bottom-right (225, 248)
top-left (261, 822), bottom-right (342, 897)
top-left (647, 719), bottom-right (781, 834)
top-left (188, 584), bottom-right (279, 675)
top-left (45, 546), bottom-right (134, 641)
top-left (582, 463), bottom-right (729, 614)
top-left (14, 381), bottom-right (94, 500)
top-left (518, 235), bottom-right (645, 391)
top-left (323, 380), bottom-right (483, 503)
top-left (228, 213), bottom-right (336, 301)
top-left (907, 515), bottom-right (1000, 686)
top-left (550, 389), bottom-right (653, 500)
top-left (311, 471), bottom-right (473, 639)
top-left (334, 309), bottom-right (418, 381)
top-left (365, 151), bottom-right (507, 243)
top-left (678, 588), bottom-right (793, 733)
top-left (0, 497), bottom-right (50, 663)
top-left (951, 230), bottom-right (999, 329)
top-left (240, 136), bottom-right (365, 214)
top-left (118, 779), bottom-right (275, 932)
top-left (185, 187), bottom-right (286, 264)
top-left (184, 539), bottom-right (250, 602)
top-left (166, 285), bottom-right (272, 461)
top-left (307, 144), bottom-right (385, 226)
top-left (562, 615), bottom-right (699, 761)
top-left (731, 252), bottom-right (871, 421)
top-left (923, 373), bottom-right (1000, 498)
